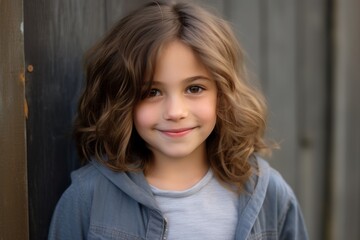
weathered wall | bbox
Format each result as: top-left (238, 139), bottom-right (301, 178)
top-left (330, 0), bottom-right (360, 239)
top-left (210, 1), bottom-right (328, 239)
top-left (14, 0), bottom-right (359, 239)
top-left (23, 1), bottom-right (145, 239)
top-left (0, 0), bottom-right (28, 239)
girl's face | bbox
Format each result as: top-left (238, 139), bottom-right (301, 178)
top-left (134, 40), bottom-right (217, 163)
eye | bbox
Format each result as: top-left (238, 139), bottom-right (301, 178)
top-left (147, 88), bottom-right (161, 98)
top-left (186, 85), bottom-right (204, 94)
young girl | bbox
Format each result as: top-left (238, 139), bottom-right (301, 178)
top-left (49, 1), bottom-right (308, 239)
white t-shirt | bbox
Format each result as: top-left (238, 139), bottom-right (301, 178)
top-left (150, 169), bottom-right (239, 240)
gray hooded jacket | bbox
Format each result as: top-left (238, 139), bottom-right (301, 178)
top-left (48, 157), bottom-right (308, 240)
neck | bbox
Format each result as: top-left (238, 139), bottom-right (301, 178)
top-left (145, 147), bottom-right (209, 191)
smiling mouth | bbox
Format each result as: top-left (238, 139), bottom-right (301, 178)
top-left (159, 128), bottom-right (195, 137)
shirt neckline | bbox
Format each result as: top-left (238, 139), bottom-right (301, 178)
top-left (150, 169), bottom-right (213, 198)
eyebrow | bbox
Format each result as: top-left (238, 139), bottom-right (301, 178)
top-left (151, 75), bottom-right (212, 85)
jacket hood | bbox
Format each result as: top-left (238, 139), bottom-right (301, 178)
top-left (90, 156), bottom-right (271, 237)
top-left (235, 156), bottom-right (270, 237)
top-left (90, 160), bottom-right (160, 211)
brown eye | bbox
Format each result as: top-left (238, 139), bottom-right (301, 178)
top-left (147, 89), bottom-right (161, 98)
top-left (186, 85), bottom-right (204, 94)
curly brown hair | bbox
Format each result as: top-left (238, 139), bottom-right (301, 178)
top-left (74, 1), bottom-right (271, 192)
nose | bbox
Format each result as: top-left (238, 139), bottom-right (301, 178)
top-left (163, 95), bottom-right (188, 121)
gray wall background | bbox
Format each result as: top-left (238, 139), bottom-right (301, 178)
top-left (1, 0), bottom-right (359, 239)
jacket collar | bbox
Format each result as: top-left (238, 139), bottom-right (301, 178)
top-left (90, 160), bottom-right (160, 211)
top-left (90, 155), bottom-right (270, 237)
top-left (235, 156), bottom-right (270, 238)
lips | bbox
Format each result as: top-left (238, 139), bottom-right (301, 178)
top-left (159, 127), bottom-right (195, 137)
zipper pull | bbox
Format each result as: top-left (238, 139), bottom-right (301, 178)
top-left (163, 217), bottom-right (168, 240)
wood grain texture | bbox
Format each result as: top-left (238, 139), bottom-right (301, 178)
top-left (0, 0), bottom-right (29, 239)
top-left (221, 1), bottom-right (328, 239)
top-left (225, 0), bottom-right (264, 88)
top-left (331, 0), bottom-right (360, 239)
top-left (295, 1), bottom-right (328, 239)
top-left (23, 1), bottom-right (359, 239)
top-left (263, 0), bottom-right (298, 189)
top-left (105, 0), bottom-right (144, 28)
top-left (196, 0), bottom-right (225, 16)
top-left (24, 0), bottom-right (106, 238)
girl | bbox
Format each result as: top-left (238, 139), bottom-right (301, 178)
top-left (49, 1), bottom-right (308, 239)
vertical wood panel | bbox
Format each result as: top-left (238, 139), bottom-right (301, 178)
top-left (205, 1), bottom-right (328, 238)
top-left (104, 0), bottom-right (126, 28)
top-left (296, 1), bottom-right (328, 239)
top-left (225, 0), bottom-right (264, 88)
top-left (331, 0), bottom-right (360, 239)
top-left (21, 1), bottom-right (341, 239)
top-left (104, 0), bottom-right (144, 28)
top-left (217, 0), bottom-right (301, 191)
top-left (265, 0), bottom-right (298, 188)
top-left (0, 0), bottom-right (28, 239)
top-left (197, 0), bottom-right (225, 16)
top-left (24, 0), bottom-right (106, 238)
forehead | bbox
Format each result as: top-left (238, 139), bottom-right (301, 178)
top-left (152, 40), bottom-right (210, 83)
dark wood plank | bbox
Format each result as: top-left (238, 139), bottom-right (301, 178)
top-left (0, 0), bottom-right (29, 239)
top-left (22, 1), bottom-right (355, 239)
top-left (24, 0), bottom-right (106, 239)
top-left (105, 0), bottom-right (145, 28)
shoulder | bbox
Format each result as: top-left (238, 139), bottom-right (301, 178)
top-left (55, 163), bottom-right (101, 202)
top-left (254, 157), bottom-right (308, 239)
top-left (262, 160), bottom-right (297, 204)
top-left (68, 161), bottom-right (119, 191)
top-left (51, 163), bottom-right (105, 213)
top-left (256, 157), bottom-right (298, 216)
top-left (50, 162), bottom-right (116, 222)
top-left (70, 162), bottom-right (101, 184)
top-left (49, 162), bottom-right (131, 239)
top-left (255, 157), bottom-right (296, 200)
top-left (48, 164), bottom-right (100, 239)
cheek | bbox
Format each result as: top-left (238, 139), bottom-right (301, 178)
top-left (194, 95), bottom-right (217, 124)
top-left (134, 104), bottom-right (157, 130)
top-left (204, 104), bottom-right (217, 124)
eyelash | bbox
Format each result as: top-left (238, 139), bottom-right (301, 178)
top-left (186, 85), bottom-right (204, 94)
top-left (146, 85), bottom-right (205, 98)
top-left (147, 89), bottom-right (161, 98)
